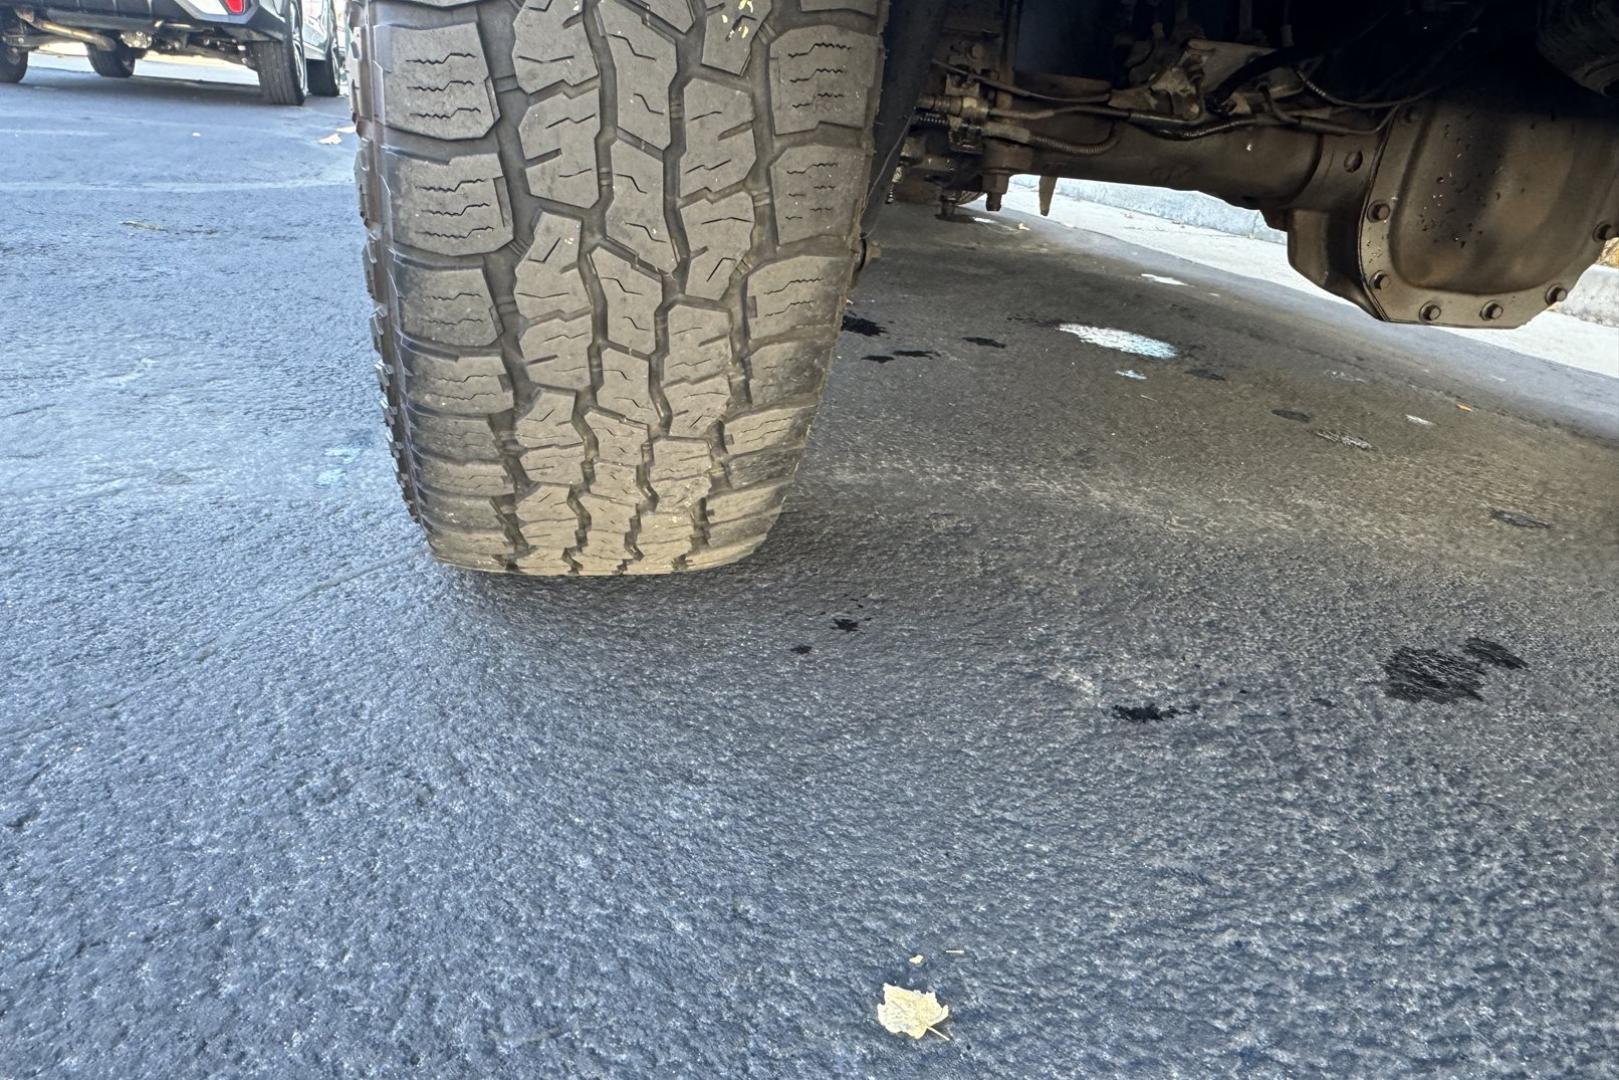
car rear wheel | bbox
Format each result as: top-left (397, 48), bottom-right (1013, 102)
top-left (1, 45), bottom-right (29, 84)
top-left (352, 0), bottom-right (887, 574)
top-left (307, 0), bottom-right (341, 97)
top-left (252, 3), bottom-right (308, 106)
top-left (87, 43), bottom-right (137, 78)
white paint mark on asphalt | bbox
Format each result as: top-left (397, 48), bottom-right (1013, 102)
top-left (1140, 273), bottom-right (1187, 286)
top-left (0, 128), bottom-right (106, 136)
top-left (1059, 323), bottom-right (1179, 359)
top-left (1406, 415), bottom-right (1435, 427)
top-left (1315, 430), bottom-right (1376, 451)
top-left (0, 177), bottom-right (349, 192)
top-left (1116, 369), bottom-right (1148, 381)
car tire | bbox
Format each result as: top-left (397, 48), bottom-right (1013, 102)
top-left (252, 2), bottom-right (308, 106)
top-left (307, 0), bottom-right (342, 97)
top-left (352, 0), bottom-right (887, 575)
top-left (87, 44), bottom-right (137, 78)
top-left (0, 45), bottom-right (25, 84)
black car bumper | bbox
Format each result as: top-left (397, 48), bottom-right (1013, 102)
top-left (15, 0), bottom-right (291, 41)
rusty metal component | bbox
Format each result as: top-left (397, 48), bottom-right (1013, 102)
top-left (1038, 175), bottom-right (1056, 215)
top-left (1283, 66), bottom-right (1619, 329)
top-left (885, 1), bottom-right (1619, 330)
top-left (15, 9), bottom-right (116, 51)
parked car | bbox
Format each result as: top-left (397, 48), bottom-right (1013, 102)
top-left (345, 0), bottom-right (1617, 577)
top-left (0, 0), bottom-right (343, 104)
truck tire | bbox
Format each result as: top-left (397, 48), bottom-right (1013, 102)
top-left (0, 45), bottom-right (25, 84)
top-left (352, 0), bottom-right (887, 574)
top-left (253, 4), bottom-right (308, 106)
top-left (87, 44), bottom-right (137, 78)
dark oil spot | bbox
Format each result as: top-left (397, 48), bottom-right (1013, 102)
top-left (1490, 508), bottom-right (1551, 530)
top-left (1383, 647), bottom-right (1485, 704)
top-left (962, 336), bottom-right (1007, 349)
top-left (842, 313), bottom-right (885, 337)
top-left (865, 354), bottom-right (894, 364)
top-left (1463, 637), bottom-right (1526, 670)
top-left (1186, 368), bottom-right (1227, 381)
top-left (1113, 703), bottom-right (1180, 722)
top-left (1272, 409), bottom-right (1312, 423)
top-left (893, 349), bottom-right (937, 358)
top-left (791, 644), bottom-right (813, 655)
top-left (833, 618), bottom-right (861, 633)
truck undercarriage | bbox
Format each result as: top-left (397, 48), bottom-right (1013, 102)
top-left (872, 0), bottom-right (1619, 329)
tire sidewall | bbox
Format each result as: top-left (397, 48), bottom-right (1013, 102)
top-left (289, 0), bottom-right (308, 98)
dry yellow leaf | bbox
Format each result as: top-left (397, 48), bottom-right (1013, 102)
top-left (877, 984), bottom-right (951, 1041)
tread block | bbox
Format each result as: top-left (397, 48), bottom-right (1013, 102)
top-left (408, 410), bottom-right (503, 459)
top-left (599, 349), bottom-right (660, 425)
top-left (665, 375), bottom-right (731, 437)
top-left (515, 388), bottom-right (584, 448)
top-left (428, 529), bottom-right (516, 559)
top-left (515, 213), bottom-right (590, 319)
top-left (599, 0), bottom-right (676, 149)
top-left (607, 143), bottom-right (677, 271)
top-left (680, 191), bottom-right (753, 300)
top-left (520, 444), bottom-right (587, 485)
top-left (515, 486), bottom-right (581, 554)
top-left (683, 538), bottom-right (762, 569)
top-left (649, 436), bottom-right (713, 505)
top-left (515, 391), bottom-right (586, 483)
top-left (384, 151), bottom-right (512, 256)
top-left (770, 145), bottom-right (864, 244)
top-left (705, 483), bottom-right (786, 522)
top-left (521, 314), bottom-right (594, 390)
top-left (744, 340), bottom-right (828, 403)
top-left (518, 88), bottom-right (601, 208)
top-left (516, 483), bottom-right (577, 523)
top-left (745, 255), bottom-right (847, 340)
top-left (624, 0), bottom-right (693, 33)
top-left (666, 305), bottom-right (734, 382)
top-left (584, 408), bottom-right (650, 465)
top-left (723, 405), bottom-right (811, 454)
top-left (394, 261), bottom-right (501, 347)
top-left (379, 22), bottom-right (498, 140)
top-left (515, 212), bottom-right (594, 387)
top-left (402, 348), bottom-right (511, 414)
top-left (707, 508), bottom-right (780, 546)
top-left (723, 447), bottom-right (800, 487)
top-left (512, 0), bottom-right (597, 93)
top-left (700, 0), bottom-right (770, 75)
top-left (681, 79), bottom-right (755, 196)
top-left (413, 452), bottom-right (514, 496)
top-left (591, 248), bottom-right (661, 353)
top-left (416, 490), bottom-right (506, 531)
top-left (768, 27), bottom-right (879, 135)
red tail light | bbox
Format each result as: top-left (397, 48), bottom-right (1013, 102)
top-left (223, 0), bottom-right (247, 12)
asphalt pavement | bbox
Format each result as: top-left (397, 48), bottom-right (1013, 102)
top-left (4, 58), bottom-right (1619, 1079)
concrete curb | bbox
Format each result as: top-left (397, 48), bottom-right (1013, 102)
top-left (1010, 175), bottom-right (1284, 243)
top-left (1010, 175), bottom-right (1619, 327)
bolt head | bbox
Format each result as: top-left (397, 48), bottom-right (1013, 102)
top-left (1546, 285), bottom-right (1569, 305)
top-left (1596, 223), bottom-right (1614, 243)
top-left (1368, 202), bottom-right (1392, 223)
top-left (1419, 302), bottom-right (1443, 323)
top-left (1371, 271), bottom-right (1390, 291)
top-left (1344, 150), bottom-right (1364, 173)
top-left (1480, 302), bottom-right (1504, 321)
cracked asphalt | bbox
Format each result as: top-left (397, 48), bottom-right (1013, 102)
top-left (4, 58), bottom-right (1619, 1079)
